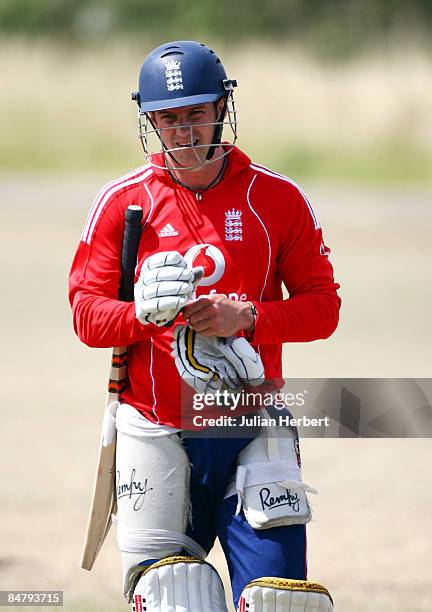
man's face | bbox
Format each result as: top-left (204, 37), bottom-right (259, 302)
top-left (151, 100), bottom-right (222, 169)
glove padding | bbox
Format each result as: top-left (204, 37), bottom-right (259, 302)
top-left (134, 251), bottom-right (202, 326)
top-left (171, 324), bottom-right (265, 396)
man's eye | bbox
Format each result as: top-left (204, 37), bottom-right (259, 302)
top-left (189, 113), bottom-right (205, 122)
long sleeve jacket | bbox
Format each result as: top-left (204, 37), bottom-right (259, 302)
top-left (69, 147), bottom-right (341, 427)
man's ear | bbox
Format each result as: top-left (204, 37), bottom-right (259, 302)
top-left (216, 97), bottom-right (226, 116)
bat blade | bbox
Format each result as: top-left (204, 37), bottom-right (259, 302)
top-left (80, 205), bottom-right (143, 570)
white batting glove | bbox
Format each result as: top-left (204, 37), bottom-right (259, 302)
top-left (218, 336), bottom-right (265, 387)
top-left (134, 251), bottom-right (202, 326)
top-left (171, 325), bottom-right (265, 395)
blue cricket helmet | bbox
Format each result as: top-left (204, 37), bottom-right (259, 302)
top-left (132, 40), bottom-right (237, 112)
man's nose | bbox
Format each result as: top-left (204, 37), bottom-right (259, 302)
top-left (175, 124), bottom-right (190, 136)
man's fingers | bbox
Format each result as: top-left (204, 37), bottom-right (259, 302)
top-left (188, 308), bottom-right (215, 328)
top-left (190, 325), bottom-right (217, 336)
top-left (183, 297), bottom-right (212, 318)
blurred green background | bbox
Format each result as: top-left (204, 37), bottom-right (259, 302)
top-left (0, 0), bottom-right (431, 183)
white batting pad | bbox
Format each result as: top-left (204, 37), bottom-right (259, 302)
top-left (115, 405), bottom-right (205, 601)
top-left (225, 420), bottom-right (316, 529)
top-left (238, 578), bottom-right (334, 612)
top-left (132, 556), bottom-right (228, 612)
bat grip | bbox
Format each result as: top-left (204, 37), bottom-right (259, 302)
top-left (119, 205), bottom-right (143, 302)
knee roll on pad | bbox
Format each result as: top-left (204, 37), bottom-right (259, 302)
top-left (237, 578), bottom-right (334, 612)
top-left (132, 556), bottom-right (228, 612)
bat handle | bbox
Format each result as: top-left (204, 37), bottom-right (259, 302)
top-left (192, 266), bottom-right (204, 285)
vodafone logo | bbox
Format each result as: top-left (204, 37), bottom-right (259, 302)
top-left (184, 244), bottom-right (225, 287)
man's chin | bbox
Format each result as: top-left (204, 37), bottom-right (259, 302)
top-left (168, 149), bottom-right (207, 170)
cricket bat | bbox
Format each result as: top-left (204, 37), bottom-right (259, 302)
top-left (80, 204), bottom-right (143, 571)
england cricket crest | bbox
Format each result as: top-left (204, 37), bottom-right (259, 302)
top-left (225, 209), bottom-right (242, 241)
top-left (164, 59), bottom-right (183, 92)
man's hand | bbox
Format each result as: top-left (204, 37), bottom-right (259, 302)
top-left (183, 294), bottom-right (254, 337)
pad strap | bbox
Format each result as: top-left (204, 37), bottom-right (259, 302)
top-left (116, 524), bottom-right (206, 559)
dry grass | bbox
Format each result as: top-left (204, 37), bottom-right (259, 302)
top-left (234, 43), bottom-right (432, 148)
top-left (1, 39), bottom-right (431, 181)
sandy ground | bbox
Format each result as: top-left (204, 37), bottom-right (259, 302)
top-left (1, 176), bottom-right (431, 611)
